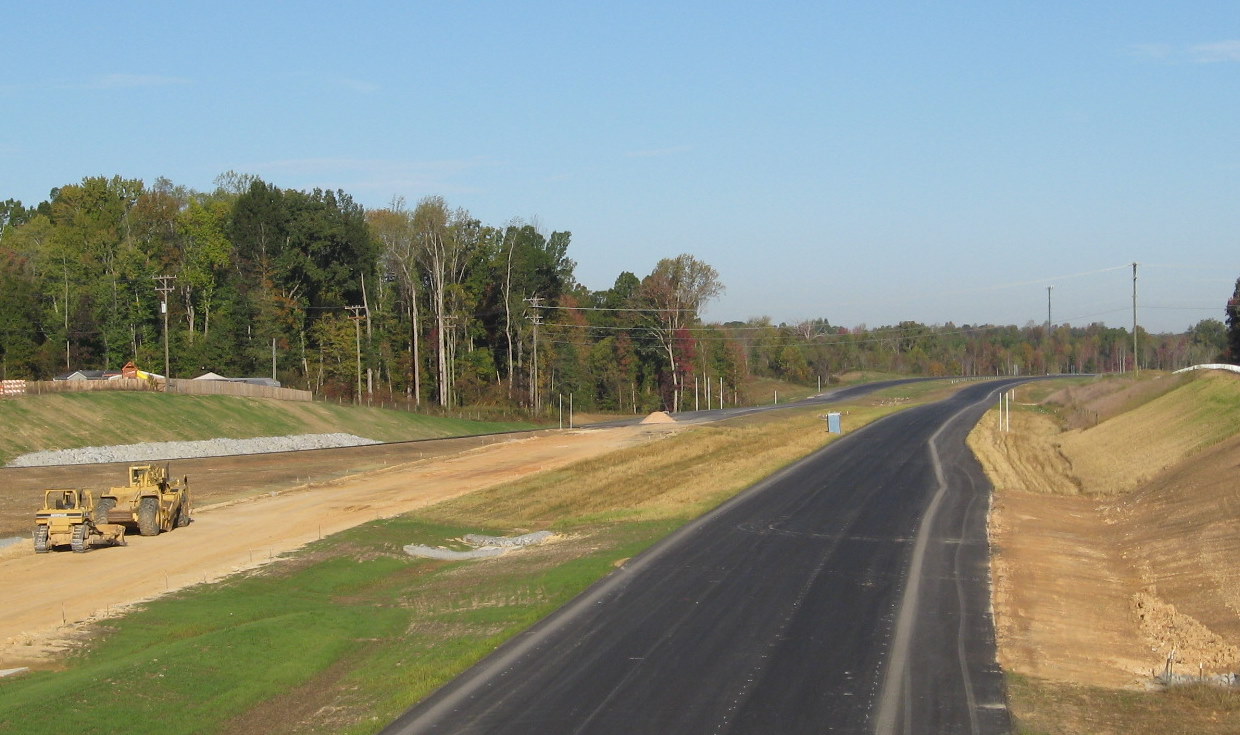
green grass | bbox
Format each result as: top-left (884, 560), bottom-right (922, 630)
top-left (0, 537), bottom-right (410, 734)
top-left (0, 393), bottom-right (539, 465)
top-left (1167, 371), bottom-right (1240, 446)
top-left (0, 518), bottom-right (675, 735)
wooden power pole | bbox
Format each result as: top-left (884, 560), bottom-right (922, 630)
top-left (153, 275), bottom-right (176, 379)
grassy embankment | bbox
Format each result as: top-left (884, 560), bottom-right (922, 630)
top-left (0, 392), bottom-right (539, 465)
top-left (972, 370), bottom-right (1240, 734)
top-left (0, 380), bottom-right (959, 735)
top-left (740, 371), bottom-right (914, 407)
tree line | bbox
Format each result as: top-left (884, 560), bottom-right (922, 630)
top-left (0, 174), bottom-right (1232, 414)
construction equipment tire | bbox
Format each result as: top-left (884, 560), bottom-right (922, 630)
top-left (33, 525), bottom-right (49, 553)
top-left (93, 497), bottom-right (116, 525)
top-left (70, 523), bottom-right (89, 553)
top-left (175, 497), bottom-right (191, 528)
top-left (138, 496), bottom-right (160, 536)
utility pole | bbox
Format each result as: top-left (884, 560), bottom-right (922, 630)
top-left (525, 297), bottom-right (543, 411)
top-left (1046, 285), bottom-right (1053, 328)
top-left (443, 314), bottom-right (457, 407)
top-left (346, 305), bottom-right (365, 403)
top-left (1132, 262), bottom-right (1139, 377)
top-left (153, 275), bottom-right (176, 379)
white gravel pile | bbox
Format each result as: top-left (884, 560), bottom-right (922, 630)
top-left (6, 433), bottom-right (380, 468)
top-left (462, 531), bottom-right (554, 547)
top-left (403, 545), bottom-right (506, 560)
top-left (403, 531), bottom-right (554, 560)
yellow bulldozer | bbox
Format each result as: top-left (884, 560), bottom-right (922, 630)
top-left (94, 464), bottom-right (192, 536)
top-left (34, 488), bottom-right (126, 553)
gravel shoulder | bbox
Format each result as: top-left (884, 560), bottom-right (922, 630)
top-left (5, 433), bottom-right (379, 467)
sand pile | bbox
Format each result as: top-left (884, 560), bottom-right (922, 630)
top-left (640, 411), bottom-right (677, 424)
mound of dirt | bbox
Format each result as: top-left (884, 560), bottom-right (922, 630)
top-left (640, 411), bottom-right (677, 424)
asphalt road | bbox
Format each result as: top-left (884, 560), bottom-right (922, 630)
top-left (382, 378), bottom-right (1028, 735)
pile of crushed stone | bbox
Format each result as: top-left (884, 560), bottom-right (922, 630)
top-left (6, 433), bottom-right (380, 467)
top-left (404, 531), bottom-right (554, 560)
top-left (463, 531), bottom-right (553, 547)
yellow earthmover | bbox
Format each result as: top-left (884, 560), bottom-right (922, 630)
top-left (95, 464), bottom-right (192, 537)
top-left (33, 488), bottom-right (126, 553)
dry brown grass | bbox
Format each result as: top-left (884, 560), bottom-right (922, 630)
top-left (421, 401), bottom-right (911, 529)
top-left (969, 410), bottom-right (1082, 495)
top-left (1043, 372), bottom-right (1187, 431)
top-left (1059, 372), bottom-right (1240, 496)
top-left (1010, 675), bottom-right (1240, 735)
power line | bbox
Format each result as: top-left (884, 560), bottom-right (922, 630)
top-left (531, 304), bottom-right (696, 313)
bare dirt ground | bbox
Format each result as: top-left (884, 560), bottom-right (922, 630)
top-left (0, 432), bottom-right (560, 539)
top-left (975, 406), bottom-right (1240, 685)
top-left (970, 373), bottom-right (1240, 732)
top-left (0, 424), bottom-right (683, 670)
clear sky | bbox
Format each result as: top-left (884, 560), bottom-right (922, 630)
top-left (3, 2), bottom-right (1238, 333)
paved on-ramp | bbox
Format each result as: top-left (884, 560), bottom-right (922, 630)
top-left (383, 378), bottom-right (1026, 734)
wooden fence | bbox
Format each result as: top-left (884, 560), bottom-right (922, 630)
top-left (15, 379), bottom-right (311, 402)
top-left (167, 379), bottom-right (311, 401)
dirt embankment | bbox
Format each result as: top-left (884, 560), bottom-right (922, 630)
top-left (971, 371), bottom-right (1240, 691)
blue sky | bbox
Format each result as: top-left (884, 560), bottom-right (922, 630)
top-left (3, 2), bottom-right (1238, 333)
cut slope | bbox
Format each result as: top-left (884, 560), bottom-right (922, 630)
top-left (1115, 432), bottom-right (1240, 665)
top-left (975, 371), bottom-right (1240, 499)
top-left (1058, 371), bottom-right (1240, 495)
top-left (973, 371), bottom-right (1240, 705)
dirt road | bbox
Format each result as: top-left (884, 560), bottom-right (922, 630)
top-left (0, 425), bottom-right (677, 669)
top-left (0, 431), bottom-right (571, 539)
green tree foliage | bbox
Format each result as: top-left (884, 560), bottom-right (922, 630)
top-left (0, 247), bottom-right (41, 377)
top-left (0, 198), bottom-right (36, 234)
top-left (0, 173), bottom-right (1219, 414)
top-left (637, 254), bottom-right (724, 411)
top-left (1189, 318), bottom-right (1226, 364)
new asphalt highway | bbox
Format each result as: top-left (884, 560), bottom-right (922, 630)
top-left (383, 378), bottom-right (1027, 734)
